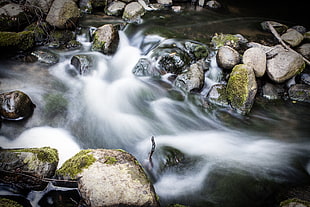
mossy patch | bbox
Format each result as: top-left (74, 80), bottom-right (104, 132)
top-left (104, 156), bottom-right (117, 164)
top-left (56, 149), bottom-right (96, 179)
top-left (0, 31), bottom-right (34, 51)
top-left (12, 147), bottom-right (58, 165)
top-left (0, 198), bottom-right (23, 207)
top-left (211, 33), bottom-right (240, 49)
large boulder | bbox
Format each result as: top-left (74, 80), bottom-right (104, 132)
top-left (267, 50), bottom-right (305, 83)
top-left (242, 47), bottom-right (266, 78)
top-left (0, 31), bottom-right (34, 52)
top-left (122, 2), bottom-right (145, 22)
top-left (0, 147), bottom-right (59, 190)
top-left (57, 149), bottom-right (159, 207)
top-left (0, 90), bottom-right (36, 120)
top-left (0, 3), bottom-right (31, 31)
top-left (46, 0), bottom-right (80, 29)
top-left (174, 60), bottom-right (205, 92)
top-left (226, 64), bottom-right (257, 115)
top-left (216, 46), bottom-right (240, 70)
top-left (91, 24), bottom-right (119, 55)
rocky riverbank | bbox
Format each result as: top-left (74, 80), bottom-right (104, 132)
top-left (0, 0), bottom-right (310, 206)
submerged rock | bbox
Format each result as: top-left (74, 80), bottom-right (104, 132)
top-left (91, 24), bottom-right (119, 55)
top-left (46, 0), bottom-right (80, 29)
top-left (288, 84), bottom-right (310, 103)
top-left (0, 90), bottom-right (36, 120)
top-left (0, 147), bottom-right (59, 190)
top-left (57, 149), bottom-right (159, 207)
top-left (267, 51), bottom-right (305, 83)
top-left (226, 64), bottom-right (257, 115)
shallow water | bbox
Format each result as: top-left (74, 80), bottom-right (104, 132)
top-left (0, 5), bottom-right (309, 207)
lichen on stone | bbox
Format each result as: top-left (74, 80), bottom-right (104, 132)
top-left (56, 149), bottom-right (96, 179)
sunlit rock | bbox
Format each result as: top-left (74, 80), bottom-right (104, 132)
top-left (281, 28), bottom-right (304, 47)
top-left (174, 59), bottom-right (205, 92)
top-left (122, 2), bottom-right (145, 22)
top-left (57, 149), bottom-right (159, 207)
top-left (0, 147), bottom-right (59, 190)
top-left (267, 50), bottom-right (305, 83)
top-left (46, 0), bottom-right (80, 29)
top-left (0, 90), bottom-right (36, 120)
top-left (242, 47), bottom-right (266, 77)
top-left (216, 46), bottom-right (240, 70)
top-left (288, 84), bottom-right (310, 103)
top-left (226, 64), bottom-right (257, 115)
top-left (91, 24), bottom-right (119, 55)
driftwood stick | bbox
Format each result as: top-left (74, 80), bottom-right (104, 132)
top-left (148, 136), bottom-right (156, 169)
top-left (266, 21), bottom-right (310, 66)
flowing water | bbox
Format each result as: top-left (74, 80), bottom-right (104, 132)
top-left (0, 5), bottom-right (310, 207)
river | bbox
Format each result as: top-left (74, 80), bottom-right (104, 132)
top-left (0, 4), bottom-right (309, 207)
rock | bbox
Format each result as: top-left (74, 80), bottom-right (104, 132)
top-left (304, 31), bottom-right (310, 42)
top-left (0, 147), bottom-right (58, 190)
top-left (57, 149), bottom-right (159, 207)
top-left (49, 29), bottom-right (76, 45)
top-left (226, 64), bottom-right (257, 115)
top-left (0, 31), bottom-right (34, 52)
top-left (133, 58), bottom-right (161, 76)
top-left (281, 28), bottom-right (304, 47)
top-left (206, 84), bottom-right (229, 106)
top-left (91, 24), bottom-right (119, 55)
top-left (174, 60), bottom-right (205, 92)
top-left (261, 21), bottom-right (288, 34)
top-left (267, 51), bottom-right (305, 83)
top-left (91, 0), bottom-right (108, 9)
top-left (0, 198), bottom-right (23, 207)
top-left (216, 46), bottom-right (240, 70)
top-left (301, 73), bottom-right (310, 85)
top-left (0, 90), bottom-right (36, 120)
top-left (262, 82), bottom-right (283, 100)
top-left (296, 43), bottom-right (310, 60)
top-left (0, 3), bottom-right (31, 31)
top-left (157, 0), bottom-right (172, 6)
top-left (211, 33), bottom-right (248, 50)
top-left (71, 54), bottom-right (93, 75)
top-left (46, 0), bottom-right (80, 29)
top-left (291, 25), bottom-right (307, 34)
top-left (122, 2), bottom-right (145, 22)
top-left (280, 198), bottom-right (310, 207)
top-left (242, 47), bottom-right (266, 77)
top-left (105, 1), bottom-right (126, 16)
top-left (184, 41), bottom-right (209, 60)
top-left (288, 84), bottom-right (310, 103)
top-left (206, 0), bottom-right (221, 9)
top-left (31, 49), bottom-right (59, 64)
top-left (25, 0), bottom-right (54, 14)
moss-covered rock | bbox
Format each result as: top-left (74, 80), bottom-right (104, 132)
top-left (0, 31), bottom-right (34, 52)
top-left (91, 24), bottom-right (119, 55)
top-left (0, 198), bottom-right (23, 207)
top-left (288, 84), bottom-right (310, 103)
top-left (0, 147), bottom-right (59, 190)
top-left (280, 198), bottom-right (310, 207)
top-left (226, 64), bottom-right (257, 115)
top-left (58, 149), bottom-right (159, 207)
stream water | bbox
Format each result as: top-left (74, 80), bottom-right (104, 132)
top-left (0, 5), bottom-right (310, 207)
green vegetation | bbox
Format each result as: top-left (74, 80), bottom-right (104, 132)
top-left (0, 198), bottom-right (23, 207)
top-left (0, 31), bottom-right (34, 51)
top-left (12, 147), bottom-right (58, 165)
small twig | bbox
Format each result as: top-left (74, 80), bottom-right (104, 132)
top-left (266, 21), bottom-right (310, 66)
top-left (148, 136), bottom-right (156, 169)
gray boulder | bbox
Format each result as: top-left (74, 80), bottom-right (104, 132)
top-left (122, 2), bottom-right (145, 22)
top-left (174, 60), bottom-right (205, 92)
top-left (57, 149), bottom-right (159, 207)
top-left (91, 24), bottom-right (119, 55)
top-left (216, 46), bottom-right (240, 70)
top-left (267, 51), bottom-right (305, 83)
top-left (0, 147), bottom-right (58, 190)
top-left (46, 0), bottom-right (80, 29)
top-left (0, 90), bottom-right (36, 120)
top-left (288, 84), bottom-right (310, 103)
top-left (105, 1), bottom-right (126, 16)
top-left (280, 28), bottom-right (304, 47)
top-left (242, 47), bottom-right (266, 77)
top-left (226, 64), bottom-right (257, 115)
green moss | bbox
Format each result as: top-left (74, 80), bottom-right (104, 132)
top-left (104, 156), bottom-right (117, 164)
top-left (226, 64), bottom-right (249, 109)
top-left (12, 147), bottom-right (58, 164)
top-left (280, 198), bottom-right (310, 207)
top-left (56, 149), bottom-right (96, 179)
top-left (91, 34), bottom-right (106, 51)
top-left (0, 198), bottom-right (23, 207)
top-left (211, 33), bottom-right (239, 49)
top-left (0, 31), bottom-right (34, 51)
